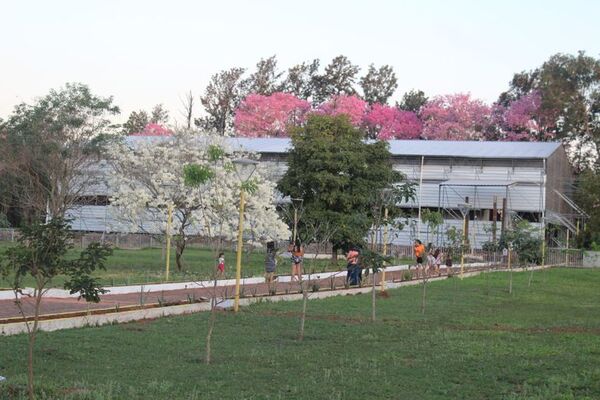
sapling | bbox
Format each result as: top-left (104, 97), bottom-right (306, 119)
top-left (0, 218), bottom-right (112, 400)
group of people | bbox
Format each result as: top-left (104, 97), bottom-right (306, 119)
top-left (264, 241), bottom-right (305, 284)
top-left (413, 239), bottom-right (453, 278)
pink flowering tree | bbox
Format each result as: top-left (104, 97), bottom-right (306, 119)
top-left (363, 104), bottom-right (422, 140)
top-left (234, 92), bottom-right (311, 137)
top-left (489, 91), bottom-right (547, 141)
top-left (420, 93), bottom-right (491, 140)
top-left (317, 95), bottom-right (368, 127)
top-left (130, 123), bottom-right (173, 136)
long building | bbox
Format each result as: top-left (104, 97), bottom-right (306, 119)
top-left (66, 138), bottom-right (580, 248)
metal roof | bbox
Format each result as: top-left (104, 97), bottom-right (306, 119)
top-left (124, 136), bottom-right (561, 159)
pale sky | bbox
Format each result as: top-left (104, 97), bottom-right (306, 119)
top-left (2, 0), bottom-right (599, 124)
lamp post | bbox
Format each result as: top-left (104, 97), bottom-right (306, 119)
top-left (457, 202), bottom-right (472, 280)
top-left (232, 158), bottom-right (258, 312)
top-left (380, 188), bottom-right (393, 292)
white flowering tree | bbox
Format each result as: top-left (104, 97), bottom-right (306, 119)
top-left (106, 130), bottom-right (290, 271)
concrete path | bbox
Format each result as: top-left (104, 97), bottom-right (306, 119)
top-left (0, 265), bottom-right (457, 322)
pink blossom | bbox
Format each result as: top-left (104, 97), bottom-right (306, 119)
top-left (420, 93), bottom-right (491, 140)
top-left (234, 92), bottom-right (311, 137)
top-left (364, 104), bottom-right (422, 139)
top-left (131, 123), bottom-right (173, 136)
top-left (317, 95), bottom-right (368, 127)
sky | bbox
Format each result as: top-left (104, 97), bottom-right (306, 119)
top-left (1, 0), bottom-right (600, 124)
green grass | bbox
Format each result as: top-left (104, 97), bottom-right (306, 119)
top-left (1, 268), bottom-right (600, 399)
top-left (1, 243), bottom-right (410, 288)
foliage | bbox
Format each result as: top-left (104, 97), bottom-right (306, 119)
top-left (363, 104), bottom-right (422, 139)
top-left (107, 130), bottom-right (289, 270)
top-left (150, 104), bottom-right (169, 125)
top-left (234, 92), bottom-right (311, 137)
top-left (0, 82), bottom-right (120, 224)
top-left (281, 59), bottom-right (320, 100)
top-left (483, 219), bottom-right (542, 264)
top-left (122, 110), bottom-right (149, 135)
top-left (360, 248), bottom-right (392, 273)
top-left (240, 55), bottom-right (283, 96)
top-left (313, 55), bottom-right (360, 103)
top-left (1, 218), bottom-right (112, 300)
top-left (197, 68), bottom-right (246, 135)
top-left (359, 64), bottom-right (398, 105)
top-left (498, 51), bottom-right (600, 169)
top-left (421, 209), bottom-right (443, 231)
top-left (278, 114), bottom-right (413, 253)
top-left (575, 170), bottom-right (600, 248)
top-left (420, 93), bottom-right (491, 140)
top-left (317, 95), bottom-right (368, 127)
top-left (398, 89), bottom-right (428, 113)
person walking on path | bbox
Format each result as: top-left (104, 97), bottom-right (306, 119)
top-left (265, 242), bottom-right (278, 284)
top-left (346, 248), bottom-right (361, 286)
top-left (291, 242), bottom-right (304, 282)
top-left (414, 240), bottom-right (426, 278)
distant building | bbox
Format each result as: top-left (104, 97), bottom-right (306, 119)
top-left (67, 138), bottom-right (581, 248)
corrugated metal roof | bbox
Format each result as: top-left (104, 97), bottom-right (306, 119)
top-left (124, 136), bottom-right (561, 159)
top-left (387, 140), bottom-right (561, 159)
top-left (439, 179), bottom-right (518, 187)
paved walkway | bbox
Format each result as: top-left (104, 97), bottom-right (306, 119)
top-left (0, 267), bottom-right (474, 322)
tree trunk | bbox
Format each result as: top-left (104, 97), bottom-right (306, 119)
top-left (299, 281), bottom-right (308, 341)
top-left (28, 289), bottom-right (44, 400)
top-left (205, 279), bottom-right (218, 364)
top-left (175, 236), bottom-right (186, 272)
top-left (331, 247), bottom-right (338, 262)
top-left (528, 267), bottom-right (534, 288)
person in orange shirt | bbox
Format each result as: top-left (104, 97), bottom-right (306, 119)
top-left (414, 239), bottom-right (425, 278)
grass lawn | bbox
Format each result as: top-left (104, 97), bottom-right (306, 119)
top-left (1, 268), bottom-right (600, 399)
top-left (1, 243), bottom-right (411, 288)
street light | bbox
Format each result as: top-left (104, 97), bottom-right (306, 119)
top-left (232, 158), bottom-right (258, 312)
top-left (457, 202), bottom-right (473, 280)
top-left (165, 203), bottom-right (173, 282)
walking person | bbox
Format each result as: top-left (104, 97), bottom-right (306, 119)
top-left (265, 241), bottom-right (277, 284)
top-left (346, 248), bottom-right (361, 286)
top-left (414, 239), bottom-right (426, 279)
top-left (291, 242), bottom-right (304, 282)
top-left (431, 248), bottom-right (442, 276)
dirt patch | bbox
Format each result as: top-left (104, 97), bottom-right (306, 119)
top-left (446, 323), bottom-right (600, 335)
top-left (254, 310), bottom-right (367, 324)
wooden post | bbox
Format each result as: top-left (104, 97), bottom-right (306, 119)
top-left (492, 196), bottom-right (498, 243)
top-left (501, 198), bottom-right (508, 237)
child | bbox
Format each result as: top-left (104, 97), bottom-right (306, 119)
top-left (414, 239), bottom-right (425, 278)
top-left (265, 241), bottom-right (277, 284)
top-left (216, 252), bottom-right (225, 278)
top-left (291, 242), bottom-right (304, 282)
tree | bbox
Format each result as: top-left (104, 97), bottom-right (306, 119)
top-left (179, 91), bottom-right (195, 129)
top-left (150, 104), bottom-right (169, 124)
top-left (359, 64), bottom-right (398, 105)
top-left (363, 104), bottom-right (422, 140)
top-left (278, 114), bottom-right (414, 258)
top-left (241, 55), bottom-right (283, 96)
top-left (0, 217), bottom-right (112, 400)
top-left (575, 170), bottom-right (600, 248)
top-left (398, 89), bottom-right (428, 113)
top-left (234, 92), bottom-right (311, 137)
top-left (313, 55), bottom-right (360, 103)
top-left (0, 83), bottom-right (120, 224)
top-left (282, 59), bottom-right (320, 100)
top-left (197, 67), bottom-right (246, 135)
top-left (107, 130), bottom-right (289, 271)
top-left (499, 52), bottom-right (600, 168)
top-left (122, 110), bottom-right (150, 135)
top-left (317, 95), bottom-right (368, 127)
top-left (420, 93), bottom-right (491, 140)
top-left (489, 91), bottom-right (544, 141)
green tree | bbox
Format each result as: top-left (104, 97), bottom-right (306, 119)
top-left (278, 114), bottom-right (414, 258)
top-left (122, 110), bottom-right (149, 134)
top-left (282, 59), bottom-right (320, 100)
top-left (359, 64), bottom-right (398, 105)
top-left (398, 89), bottom-right (428, 113)
top-left (197, 67), bottom-right (246, 135)
top-left (241, 55), bottom-right (284, 96)
top-left (0, 83), bottom-right (120, 224)
top-left (575, 170), bottom-right (600, 248)
top-left (0, 217), bottom-right (112, 400)
top-left (313, 55), bottom-right (360, 104)
top-left (150, 104), bottom-right (170, 124)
